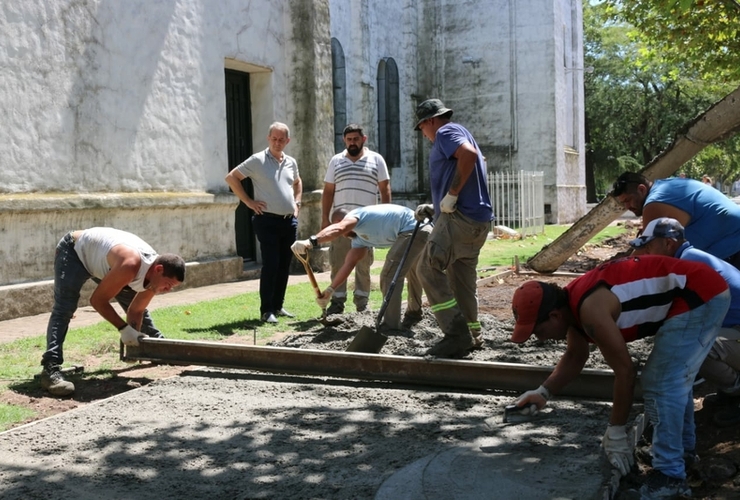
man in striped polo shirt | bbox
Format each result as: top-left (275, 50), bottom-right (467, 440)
top-left (321, 124), bottom-right (391, 315)
top-left (509, 255), bottom-right (730, 499)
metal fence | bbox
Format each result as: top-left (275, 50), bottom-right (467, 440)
top-left (487, 170), bottom-right (545, 237)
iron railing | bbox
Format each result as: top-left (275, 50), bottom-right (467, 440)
top-left (487, 170), bottom-right (545, 237)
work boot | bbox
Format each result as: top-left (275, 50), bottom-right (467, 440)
top-left (355, 297), bottom-right (369, 313)
top-left (425, 335), bottom-right (475, 358)
top-left (401, 311), bottom-right (423, 329)
top-left (40, 364), bottom-right (75, 397)
top-left (327, 301), bottom-right (344, 315)
top-left (639, 470), bottom-right (691, 499)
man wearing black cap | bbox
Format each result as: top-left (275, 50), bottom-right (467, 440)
top-left (413, 98), bottom-right (494, 358)
top-left (509, 256), bottom-right (729, 498)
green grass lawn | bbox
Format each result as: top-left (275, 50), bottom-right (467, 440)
top-left (0, 223), bottom-right (626, 430)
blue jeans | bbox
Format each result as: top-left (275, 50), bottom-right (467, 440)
top-left (42, 233), bottom-right (160, 366)
top-left (641, 289), bottom-right (730, 479)
top-left (252, 214), bottom-right (297, 315)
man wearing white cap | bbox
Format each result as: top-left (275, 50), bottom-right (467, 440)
top-left (631, 217), bottom-right (740, 428)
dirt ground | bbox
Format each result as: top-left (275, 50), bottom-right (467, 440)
top-left (3, 223), bottom-right (740, 498)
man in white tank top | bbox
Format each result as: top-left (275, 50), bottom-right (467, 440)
top-left (41, 227), bottom-right (186, 397)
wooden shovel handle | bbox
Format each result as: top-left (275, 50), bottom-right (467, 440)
top-left (292, 249), bottom-right (322, 298)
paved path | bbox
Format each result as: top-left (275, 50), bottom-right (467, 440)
top-left (0, 270), bottom-right (337, 344)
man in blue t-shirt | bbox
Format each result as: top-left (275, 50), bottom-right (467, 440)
top-left (613, 171), bottom-right (740, 266)
top-left (413, 99), bottom-right (494, 358)
top-left (292, 204), bottom-right (432, 330)
top-left (631, 217), bottom-right (740, 427)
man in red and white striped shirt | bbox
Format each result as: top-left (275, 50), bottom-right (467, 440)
top-left (509, 255), bottom-right (730, 499)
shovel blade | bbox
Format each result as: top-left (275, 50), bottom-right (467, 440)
top-left (346, 326), bottom-right (388, 353)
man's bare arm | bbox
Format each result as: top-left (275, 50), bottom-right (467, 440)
top-left (378, 179), bottom-right (391, 203)
top-left (90, 246), bottom-right (141, 330)
top-left (321, 182), bottom-right (336, 230)
top-left (579, 288), bottom-right (636, 426)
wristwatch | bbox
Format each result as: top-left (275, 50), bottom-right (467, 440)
top-left (309, 235), bottom-right (319, 248)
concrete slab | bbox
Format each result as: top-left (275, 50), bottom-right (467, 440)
top-left (0, 371), bottom-right (616, 500)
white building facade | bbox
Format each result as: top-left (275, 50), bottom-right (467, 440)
top-left (0, 0), bottom-right (585, 319)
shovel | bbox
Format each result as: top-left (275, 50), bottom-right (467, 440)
top-left (346, 219), bottom-right (424, 353)
top-left (292, 248), bottom-right (344, 327)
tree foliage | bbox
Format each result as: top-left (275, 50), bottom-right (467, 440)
top-left (584, 1), bottom-right (740, 199)
top-left (602, 0), bottom-right (740, 82)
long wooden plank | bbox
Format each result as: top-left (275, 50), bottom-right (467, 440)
top-left (122, 338), bottom-right (643, 400)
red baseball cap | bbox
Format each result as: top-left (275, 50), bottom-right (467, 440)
top-left (511, 281), bottom-right (558, 343)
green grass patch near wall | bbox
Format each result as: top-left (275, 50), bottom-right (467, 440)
top-left (0, 223), bottom-right (627, 430)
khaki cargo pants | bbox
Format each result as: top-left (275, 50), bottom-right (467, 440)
top-left (417, 211), bottom-right (489, 337)
top-left (379, 224), bottom-right (432, 329)
top-left (329, 236), bottom-right (373, 311)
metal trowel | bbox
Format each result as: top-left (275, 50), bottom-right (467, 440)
top-left (502, 404), bottom-right (541, 424)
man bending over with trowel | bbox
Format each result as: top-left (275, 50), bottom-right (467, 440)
top-left (291, 204), bottom-right (431, 330)
top-left (509, 255), bottom-right (729, 499)
top-left (41, 227), bottom-right (186, 397)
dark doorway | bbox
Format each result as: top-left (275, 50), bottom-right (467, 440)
top-left (225, 69), bottom-right (255, 261)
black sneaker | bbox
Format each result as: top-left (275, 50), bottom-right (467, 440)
top-left (40, 364), bottom-right (75, 396)
top-left (639, 470), bottom-right (691, 499)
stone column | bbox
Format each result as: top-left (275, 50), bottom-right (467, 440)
top-left (288, 0), bottom-right (334, 270)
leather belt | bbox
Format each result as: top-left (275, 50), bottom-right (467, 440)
top-left (260, 212), bottom-right (293, 219)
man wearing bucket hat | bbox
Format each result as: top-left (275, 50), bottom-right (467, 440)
top-left (631, 217), bottom-right (740, 428)
top-left (413, 98), bottom-right (493, 357)
top-left (509, 256), bottom-right (729, 498)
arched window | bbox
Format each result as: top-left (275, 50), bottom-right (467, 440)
top-left (377, 58), bottom-right (400, 167)
top-left (331, 38), bottom-right (347, 154)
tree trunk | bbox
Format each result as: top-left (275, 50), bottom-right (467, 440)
top-left (528, 85), bottom-right (740, 273)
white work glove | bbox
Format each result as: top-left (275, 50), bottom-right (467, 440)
top-left (513, 385), bottom-right (551, 416)
top-left (414, 204), bottom-right (435, 222)
top-left (440, 193), bottom-right (458, 213)
top-left (316, 287), bottom-right (334, 310)
top-left (291, 239), bottom-right (312, 256)
top-left (120, 325), bottom-right (144, 346)
top-left (602, 425), bottom-right (634, 477)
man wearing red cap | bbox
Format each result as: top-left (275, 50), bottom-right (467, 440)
top-left (510, 256), bottom-right (729, 499)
